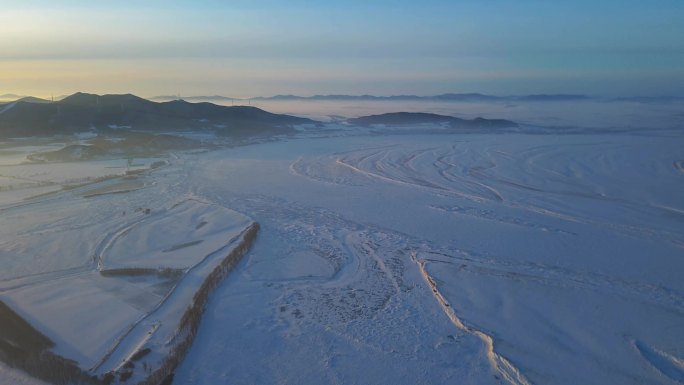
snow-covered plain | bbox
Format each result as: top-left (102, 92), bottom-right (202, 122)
top-left (0, 147), bottom-right (163, 206)
top-left (0, 147), bottom-right (256, 383)
top-left (1, 101), bottom-right (683, 385)
top-left (169, 128), bottom-right (683, 385)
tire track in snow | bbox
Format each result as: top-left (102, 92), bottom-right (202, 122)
top-left (421, 249), bottom-right (684, 313)
top-left (335, 155), bottom-right (489, 203)
top-left (434, 155), bottom-right (505, 202)
top-left (293, 142), bottom-right (684, 250)
top-left (0, 265), bottom-right (91, 293)
top-left (92, 209), bottom-right (161, 271)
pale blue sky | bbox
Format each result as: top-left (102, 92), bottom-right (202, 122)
top-left (1, 1), bottom-right (682, 97)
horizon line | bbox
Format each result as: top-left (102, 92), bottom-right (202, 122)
top-left (2, 91), bottom-right (684, 102)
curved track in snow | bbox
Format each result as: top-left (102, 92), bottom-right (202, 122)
top-left (291, 139), bottom-right (684, 249)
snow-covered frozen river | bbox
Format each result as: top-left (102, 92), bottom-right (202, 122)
top-left (170, 128), bottom-right (684, 385)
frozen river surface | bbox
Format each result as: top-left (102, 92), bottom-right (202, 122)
top-left (170, 127), bottom-right (684, 385)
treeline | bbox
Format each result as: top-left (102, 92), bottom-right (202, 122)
top-left (99, 268), bottom-right (183, 279)
top-left (0, 223), bottom-right (259, 385)
top-left (108, 222), bottom-right (260, 385)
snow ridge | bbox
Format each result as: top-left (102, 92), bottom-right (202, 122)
top-left (411, 252), bottom-right (532, 385)
top-left (633, 340), bottom-right (684, 383)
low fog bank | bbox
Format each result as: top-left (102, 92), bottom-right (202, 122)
top-left (212, 99), bottom-right (684, 129)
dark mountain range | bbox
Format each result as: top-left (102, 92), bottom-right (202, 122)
top-left (150, 93), bottom-right (592, 103)
top-left (0, 92), bottom-right (314, 138)
top-left (515, 94), bottom-right (589, 101)
top-left (612, 96), bottom-right (684, 103)
top-left (151, 95), bottom-right (236, 102)
top-left (347, 112), bottom-right (517, 128)
top-left (4, 93), bottom-right (681, 106)
top-left (16, 96), bottom-right (52, 104)
top-left (0, 93), bottom-right (25, 101)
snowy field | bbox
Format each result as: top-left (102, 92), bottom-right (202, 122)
top-left (1, 101), bottom-right (683, 384)
top-left (0, 144), bottom-right (164, 206)
top-left (169, 127), bottom-right (683, 385)
top-left (0, 146), bottom-right (256, 383)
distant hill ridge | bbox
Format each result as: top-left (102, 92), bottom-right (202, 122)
top-left (0, 92), bottom-right (521, 139)
top-left (3, 93), bottom-right (682, 104)
top-left (347, 112), bottom-right (517, 128)
top-left (0, 92), bottom-right (313, 138)
top-left (146, 93), bottom-right (684, 103)
top-left (149, 93), bottom-right (592, 102)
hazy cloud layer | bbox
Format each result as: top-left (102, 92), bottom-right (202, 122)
top-left (1, 1), bottom-right (683, 97)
